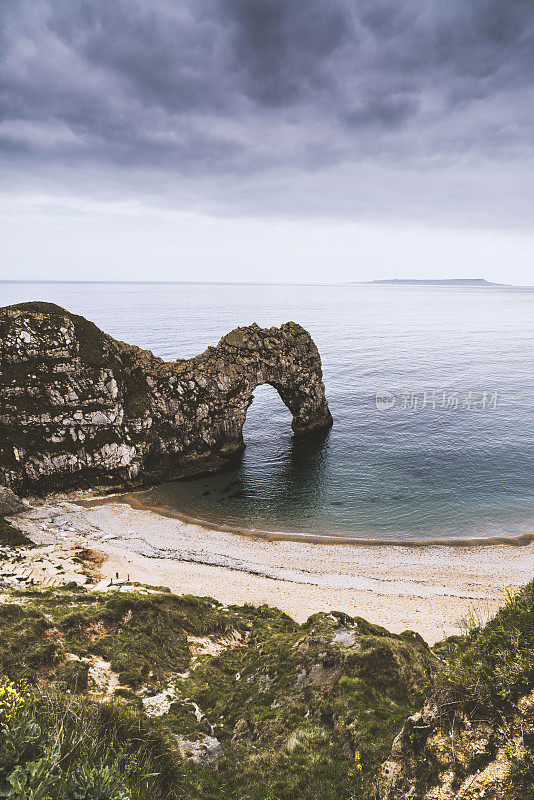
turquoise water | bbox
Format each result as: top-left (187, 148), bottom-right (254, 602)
top-left (1, 281), bottom-right (533, 541)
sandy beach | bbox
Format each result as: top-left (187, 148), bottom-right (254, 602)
top-left (7, 495), bottom-right (532, 645)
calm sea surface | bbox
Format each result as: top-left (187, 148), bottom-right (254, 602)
top-left (1, 282), bottom-right (533, 541)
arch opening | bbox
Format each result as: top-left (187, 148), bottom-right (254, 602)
top-left (242, 383), bottom-right (294, 447)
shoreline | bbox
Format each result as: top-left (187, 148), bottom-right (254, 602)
top-left (82, 490), bottom-right (534, 548)
top-left (7, 492), bottom-right (534, 645)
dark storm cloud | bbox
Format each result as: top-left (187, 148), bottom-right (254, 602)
top-left (219, 0), bottom-right (350, 107)
top-left (1, 0), bottom-right (534, 222)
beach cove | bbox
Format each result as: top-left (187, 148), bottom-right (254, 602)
top-left (11, 493), bottom-right (534, 646)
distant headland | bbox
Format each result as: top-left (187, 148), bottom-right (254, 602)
top-left (356, 278), bottom-right (508, 286)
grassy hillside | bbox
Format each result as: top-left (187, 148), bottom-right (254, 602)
top-left (0, 558), bottom-right (532, 800)
top-left (0, 584), bottom-right (438, 799)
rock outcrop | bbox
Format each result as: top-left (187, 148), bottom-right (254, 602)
top-left (377, 695), bottom-right (534, 800)
top-left (376, 580), bottom-right (534, 800)
top-left (0, 301), bottom-right (332, 494)
top-left (0, 486), bottom-right (24, 516)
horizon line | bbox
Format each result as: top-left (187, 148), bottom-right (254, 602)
top-left (0, 279), bottom-right (529, 288)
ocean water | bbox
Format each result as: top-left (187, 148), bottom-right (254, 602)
top-left (1, 281), bottom-right (533, 542)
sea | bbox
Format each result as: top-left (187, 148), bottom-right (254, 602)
top-left (1, 281), bottom-right (533, 543)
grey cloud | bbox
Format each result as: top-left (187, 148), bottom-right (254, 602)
top-left (1, 0), bottom-right (534, 225)
top-left (219, 0), bottom-right (350, 107)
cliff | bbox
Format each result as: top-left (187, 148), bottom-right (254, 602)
top-left (377, 582), bottom-right (534, 800)
top-left (0, 302), bottom-right (332, 495)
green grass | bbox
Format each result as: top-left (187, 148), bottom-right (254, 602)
top-left (435, 580), bottom-right (534, 715)
top-left (0, 587), bottom-right (248, 690)
top-left (0, 586), bottom-right (439, 798)
top-left (0, 680), bottom-right (186, 799)
top-left (0, 581), bottom-right (532, 799)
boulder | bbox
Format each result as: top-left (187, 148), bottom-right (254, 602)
top-left (0, 487), bottom-right (25, 516)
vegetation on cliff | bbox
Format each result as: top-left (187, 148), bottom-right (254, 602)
top-left (0, 532), bottom-right (531, 799)
top-left (0, 677), bottom-right (177, 799)
top-left (0, 583), bottom-right (437, 799)
top-left (378, 581), bottom-right (534, 799)
top-left (0, 518), bottom-right (31, 548)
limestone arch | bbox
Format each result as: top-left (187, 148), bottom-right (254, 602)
top-left (0, 305), bottom-right (333, 493)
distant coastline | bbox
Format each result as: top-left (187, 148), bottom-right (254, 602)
top-left (356, 278), bottom-right (508, 286)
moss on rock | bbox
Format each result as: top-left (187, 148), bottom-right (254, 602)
top-left (376, 581), bottom-right (534, 800)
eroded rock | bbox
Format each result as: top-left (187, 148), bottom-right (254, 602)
top-left (0, 487), bottom-right (25, 515)
top-left (0, 302), bottom-right (332, 494)
top-left (376, 697), bottom-right (534, 800)
top-left (177, 736), bottom-right (223, 764)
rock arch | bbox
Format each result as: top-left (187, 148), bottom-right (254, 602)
top-left (0, 303), bottom-right (333, 494)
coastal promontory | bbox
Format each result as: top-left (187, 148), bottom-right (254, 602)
top-left (0, 302), bottom-right (332, 495)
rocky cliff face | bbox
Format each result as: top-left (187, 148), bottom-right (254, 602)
top-left (0, 301), bottom-right (332, 495)
top-left (377, 694), bottom-right (534, 800)
top-left (377, 581), bottom-right (534, 800)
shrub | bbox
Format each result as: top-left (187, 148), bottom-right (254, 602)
top-left (436, 581), bottom-right (534, 715)
top-left (0, 678), bottom-right (183, 799)
top-left (0, 518), bottom-right (31, 548)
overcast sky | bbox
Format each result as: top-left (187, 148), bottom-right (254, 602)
top-left (1, 0), bottom-right (533, 284)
